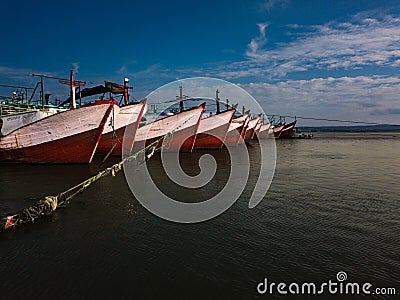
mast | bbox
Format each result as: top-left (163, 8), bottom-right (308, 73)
top-left (78, 86), bottom-right (82, 107)
top-left (216, 89), bottom-right (220, 114)
top-left (123, 77), bottom-right (129, 105)
top-left (179, 86), bottom-right (184, 112)
top-left (28, 82), bottom-right (40, 105)
top-left (0, 84), bottom-right (33, 105)
top-left (40, 75), bottom-right (44, 109)
top-left (70, 70), bottom-right (76, 109)
top-left (32, 72), bottom-right (86, 108)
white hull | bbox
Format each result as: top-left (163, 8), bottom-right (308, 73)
top-left (258, 123), bottom-right (272, 139)
top-left (102, 102), bottom-right (148, 134)
top-left (96, 101), bottom-right (147, 155)
top-left (132, 105), bottom-right (205, 153)
top-left (0, 107), bottom-right (65, 136)
top-left (194, 108), bottom-right (236, 149)
top-left (0, 102), bottom-right (114, 163)
top-left (225, 114), bottom-right (249, 146)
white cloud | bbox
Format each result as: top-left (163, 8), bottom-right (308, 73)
top-left (82, 10), bottom-right (400, 125)
top-left (116, 60), bottom-right (138, 75)
top-left (222, 12), bottom-right (400, 80)
top-left (0, 66), bottom-right (34, 79)
top-left (72, 62), bottom-right (80, 74)
top-left (239, 75), bottom-right (400, 125)
top-left (246, 23), bottom-right (269, 58)
top-left (260, 0), bottom-right (289, 12)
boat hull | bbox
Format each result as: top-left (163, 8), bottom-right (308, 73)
top-left (160, 126), bottom-right (198, 152)
top-left (273, 124), bottom-right (285, 138)
top-left (0, 107), bottom-right (65, 136)
top-left (244, 128), bottom-right (254, 142)
top-left (258, 123), bottom-right (272, 139)
top-left (225, 114), bottom-right (249, 146)
top-left (244, 116), bottom-right (260, 143)
top-left (224, 122), bottom-right (243, 147)
top-left (0, 128), bottom-right (101, 163)
top-left (194, 109), bottom-right (235, 149)
top-left (96, 101), bottom-right (147, 155)
top-left (0, 102), bottom-right (113, 163)
top-left (131, 104), bottom-right (205, 153)
top-left (279, 120), bottom-right (297, 138)
top-left (237, 119), bottom-right (249, 145)
top-left (252, 121), bottom-right (262, 140)
top-left (194, 126), bottom-right (226, 149)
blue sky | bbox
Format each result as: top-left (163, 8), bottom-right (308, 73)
top-left (1, 0), bottom-right (400, 125)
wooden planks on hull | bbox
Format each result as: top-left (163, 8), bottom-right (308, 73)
top-left (0, 102), bottom-right (114, 163)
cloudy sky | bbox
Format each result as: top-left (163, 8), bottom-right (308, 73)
top-left (1, 0), bottom-right (400, 125)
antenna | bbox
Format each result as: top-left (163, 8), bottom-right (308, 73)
top-left (216, 89), bottom-right (220, 114)
top-left (179, 86), bottom-right (184, 112)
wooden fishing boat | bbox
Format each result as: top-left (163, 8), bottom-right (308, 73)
top-left (237, 116), bottom-right (250, 145)
top-left (131, 103), bottom-right (205, 153)
top-left (95, 99), bottom-right (147, 155)
top-left (0, 82), bottom-right (70, 136)
top-left (279, 120), bottom-right (297, 138)
top-left (194, 107), bottom-right (236, 149)
top-left (224, 113), bottom-right (249, 146)
top-left (0, 101), bottom-right (115, 163)
top-left (258, 123), bottom-right (272, 139)
top-left (244, 116), bottom-right (261, 143)
top-left (252, 120), bottom-right (262, 140)
top-left (273, 123), bottom-right (285, 138)
top-left (0, 105), bottom-right (66, 136)
top-left (224, 120), bottom-right (243, 147)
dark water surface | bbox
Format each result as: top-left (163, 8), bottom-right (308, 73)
top-left (1, 132), bottom-right (399, 299)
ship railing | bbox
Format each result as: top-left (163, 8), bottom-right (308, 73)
top-left (0, 103), bottom-right (36, 116)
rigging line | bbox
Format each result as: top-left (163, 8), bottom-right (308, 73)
top-left (151, 97), bottom-right (224, 105)
top-left (266, 115), bottom-right (400, 126)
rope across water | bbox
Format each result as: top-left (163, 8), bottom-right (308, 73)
top-left (0, 112), bottom-right (198, 232)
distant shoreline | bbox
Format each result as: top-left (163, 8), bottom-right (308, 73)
top-left (297, 124), bottom-right (400, 132)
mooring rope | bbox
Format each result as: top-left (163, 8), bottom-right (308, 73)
top-left (0, 140), bottom-right (158, 232)
top-left (0, 112), bottom-right (197, 232)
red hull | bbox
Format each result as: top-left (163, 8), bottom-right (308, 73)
top-left (252, 121), bottom-right (262, 140)
top-left (279, 121), bottom-right (297, 138)
top-left (96, 127), bottom-right (129, 155)
top-left (96, 101), bottom-right (147, 155)
top-left (244, 128), bottom-right (255, 143)
top-left (225, 114), bottom-right (249, 146)
top-left (0, 102), bottom-right (113, 163)
top-left (258, 123), bottom-right (272, 139)
top-left (141, 125), bottom-right (198, 152)
top-left (273, 124), bottom-right (285, 138)
top-left (161, 126), bottom-right (198, 152)
top-left (194, 109), bottom-right (235, 149)
top-left (237, 123), bottom-right (248, 145)
top-left (237, 117), bottom-right (250, 145)
top-left (0, 128), bottom-right (101, 163)
top-left (131, 104), bottom-right (205, 153)
top-left (224, 124), bottom-right (242, 147)
top-left (194, 125), bottom-right (226, 149)
top-left (244, 117), bottom-right (260, 143)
